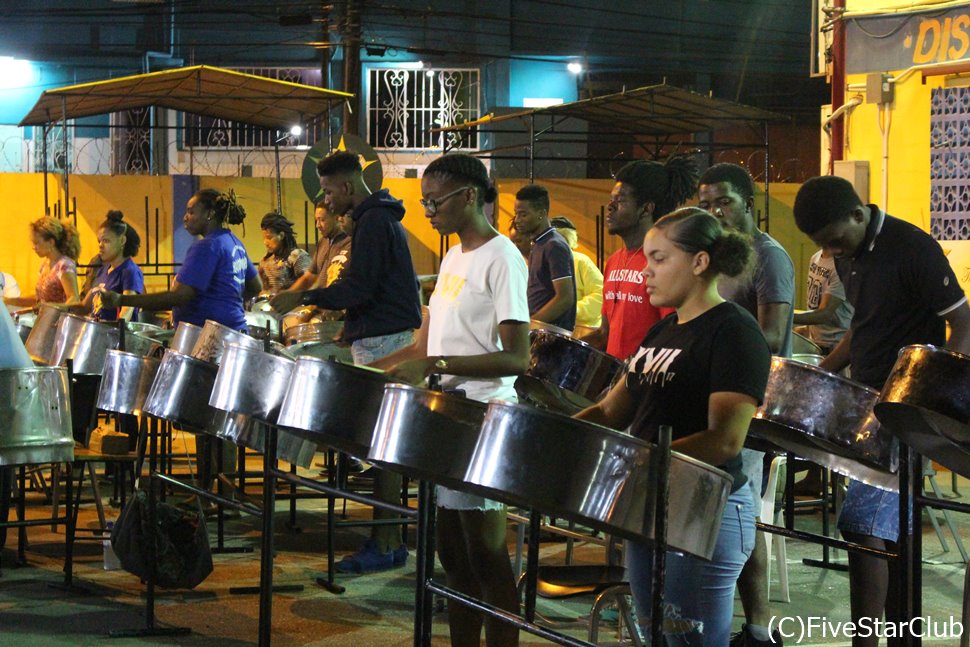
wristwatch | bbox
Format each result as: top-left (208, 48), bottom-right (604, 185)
top-left (433, 356), bottom-right (449, 372)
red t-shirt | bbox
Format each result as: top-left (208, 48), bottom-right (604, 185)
top-left (602, 247), bottom-right (672, 360)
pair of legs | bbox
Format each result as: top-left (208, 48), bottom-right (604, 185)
top-left (736, 449), bottom-right (771, 631)
top-left (626, 488), bottom-right (757, 645)
top-left (839, 480), bottom-right (906, 647)
top-left (436, 497), bottom-right (519, 647)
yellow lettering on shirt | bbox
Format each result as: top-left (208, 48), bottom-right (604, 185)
top-left (433, 272), bottom-right (466, 301)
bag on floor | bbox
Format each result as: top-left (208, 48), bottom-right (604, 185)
top-left (110, 490), bottom-right (213, 589)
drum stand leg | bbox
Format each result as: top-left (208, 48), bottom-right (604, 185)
top-left (17, 466), bottom-right (28, 564)
top-left (109, 427), bottom-right (191, 639)
top-left (802, 467), bottom-right (848, 572)
top-left (284, 463), bottom-right (300, 533)
top-left (315, 452), bottom-right (345, 594)
top-left (524, 511), bottom-right (541, 623)
top-left (257, 425), bottom-right (279, 647)
top-left (647, 426), bottom-right (672, 647)
top-left (413, 480), bottom-right (436, 647)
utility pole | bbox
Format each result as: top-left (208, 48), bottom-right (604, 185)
top-left (342, 0), bottom-right (362, 135)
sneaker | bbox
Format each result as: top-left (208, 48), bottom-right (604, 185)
top-left (392, 544), bottom-right (409, 566)
top-left (730, 624), bottom-right (783, 646)
top-left (335, 540), bottom-right (396, 573)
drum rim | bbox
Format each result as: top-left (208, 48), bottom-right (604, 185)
top-left (529, 328), bottom-right (621, 365)
top-left (772, 356), bottom-right (879, 395)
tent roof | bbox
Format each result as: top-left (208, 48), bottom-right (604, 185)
top-left (433, 83), bottom-right (787, 137)
top-left (19, 65), bottom-right (352, 129)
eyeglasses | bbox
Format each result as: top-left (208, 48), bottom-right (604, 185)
top-left (419, 186), bottom-right (471, 215)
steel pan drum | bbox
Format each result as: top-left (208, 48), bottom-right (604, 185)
top-left (528, 319), bottom-right (572, 336)
top-left (170, 321), bottom-right (204, 355)
top-left (514, 329), bottom-right (623, 414)
top-left (791, 354), bottom-right (824, 366)
top-left (792, 331), bottom-right (823, 355)
top-left (285, 339), bottom-right (353, 363)
top-left (0, 367), bottom-right (74, 465)
top-left (874, 345), bottom-right (970, 478)
top-left (143, 350), bottom-right (220, 432)
top-left (14, 312), bottom-right (35, 344)
top-left (277, 358), bottom-right (393, 456)
top-left (96, 350), bottom-right (161, 415)
top-left (24, 304), bottom-right (67, 364)
top-left (209, 343), bottom-right (295, 423)
top-left (244, 311), bottom-right (280, 341)
top-left (283, 320), bottom-right (344, 346)
top-left (212, 411), bottom-right (317, 468)
top-left (463, 401), bottom-right (732, 559)
top-left (50, 314), bottom-right (120, 375)
top-left (191, 320), bottom-right (262, 365)
top-left (368, 384), bottom-right (488, 489)
top-left (749, 357), bottom-right (898, 491)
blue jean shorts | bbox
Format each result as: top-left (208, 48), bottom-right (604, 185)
top-left (837, 479), bottom-right (911, 542)
top-left (350, 329), bottom-right (415, 365)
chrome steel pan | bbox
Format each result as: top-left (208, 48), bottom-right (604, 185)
top-left (283, 321), bottom-right (343, 346)
top-left (190, 320), bottom-right (262, 365)
top-left (209, 343), bottom-right (295, 424)
top-left (14, 312), bottom-right (35, 344)
top-left (875, 345), bottom-right (970, 478)
top-left (244, 311), bottom-right (281, 342)
top-left (96, 350), bottom-right (161, 415)
top-left (750, 357), bottom-right (898, 491)
top-left (0, 367), bottom-right (74, 465)
top-left (514, 329), bottom-right (623, 414)
top-left (24, 304), bottom-right (66, 365)
top-left (277, 358), bottom-right (393, 456)
top-left (368, 384), bottom-right (488, 489)
top-left (50, 314), bottom-right (119, 375)
top-left (170, 321), bottom-right (204, 355)
top-left (463, 400), bottom-right (731, 559)
top-left (143, 350), bottom-right (220, 432)
top-left (211, 411), bottom-right (317, 468)
top-left (284, 339), bottom-right (353, 363)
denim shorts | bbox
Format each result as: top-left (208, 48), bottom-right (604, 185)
top-left (625, 487), bottom-right (757, 645)
top-left (837, 479), bottom-right (911, 542)
top-left (350, 329), bottom-right (415, 365)
top-left (740, 448), bottom-right (765, 512)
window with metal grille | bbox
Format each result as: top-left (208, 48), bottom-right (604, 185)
top-left (367, 67), bottom-right (479, 150)
top-left (182, 67), bottom-right (326, 149)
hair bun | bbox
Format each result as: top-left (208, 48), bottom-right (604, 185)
top-left (106, 210), bottom-right (125, 223)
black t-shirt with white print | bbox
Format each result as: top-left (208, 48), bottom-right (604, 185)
top-left (625, 301), bottom-right (771, 492)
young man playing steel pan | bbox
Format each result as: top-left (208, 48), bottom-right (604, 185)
top-left (271, 151), bottom-right (422, 573)
top-left (698, 162), bottom-right (794, 647)
top-left (794, 175), bottom-right (970, 647)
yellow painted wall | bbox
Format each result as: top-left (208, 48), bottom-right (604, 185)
top-left (1, 174), bottom-right (816, 307)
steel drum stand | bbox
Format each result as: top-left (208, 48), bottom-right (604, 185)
top-left (255, 422), bottom-right (418, 646)
top-left (410, 425), bottom-right (674, 647)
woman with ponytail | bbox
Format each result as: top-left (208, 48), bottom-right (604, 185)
top-left (82, 210), bottom-right (144, 321)
top-left (371, 153), bottom-right (528, 647)
top-left (576, 207), bottom-right (772, 645)
top-left (100, 189), bottom-right (261, 330)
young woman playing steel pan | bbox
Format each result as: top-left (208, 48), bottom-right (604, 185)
top-left (99, 188), bottom-right (261, 330)
top-left (81, 211), bottom-right (144, 321)
top-left (576, 207), bottom-right (772, 646)
top-left (5, 216), bottom-right (81, 307)
top-left (371, 153), bottom-right (529, 647)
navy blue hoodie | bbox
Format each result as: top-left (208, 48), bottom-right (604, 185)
top-left (303, 189), bottom-right (422, 342)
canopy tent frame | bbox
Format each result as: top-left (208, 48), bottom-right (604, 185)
top-left (19, 65), bottom-right (353, 217)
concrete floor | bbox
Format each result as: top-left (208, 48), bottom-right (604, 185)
top-left (0, 453), bottom-right (968, 647)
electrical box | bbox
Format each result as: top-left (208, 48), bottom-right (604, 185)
top-left (866, 73), bottom-right (894, 104)
top-left (833, 160), bottom-right (870, 203)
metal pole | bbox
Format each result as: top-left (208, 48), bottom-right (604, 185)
top-left (258, 424), bottom-right (279, 647)
top-left (528, 114), bottom-right (535, 183)
top-left (651, 425), bottom-right (672, 647)
top-left (43, 125), bottom-right (49, 214)
top-left (274, 140), bottom-right (283, 215)
top-left (61, 96), bottom-right (69, 220)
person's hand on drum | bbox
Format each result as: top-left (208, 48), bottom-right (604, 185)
top-left (270, 290), bottom-right (302, 315)
top-left (97, 287), bottom-right (121, 309)
top-left (384, 357), bottom-right (432, 386)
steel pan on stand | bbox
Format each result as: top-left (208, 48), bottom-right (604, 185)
top-left (142, 350), bottom-right (220, 432)
top-left (749, 357), bottom-right (898, 491)
top-left (514, 329), bottom-right (623, 414)
top-left (368, 384), bottom-right (488, 490)
top-left (190, 319), bottom-right (262, 365)
top-left (14, 312), bottom-right (35, 344)
top-left (170, 321), bottom-right (203, 355)
top-left (874, 344), bottom-right (970, 478)
top-left (96, 350), bottom-right (161, 415)
top-left (0, 367), bottom-right (74, 465)
top-left (463, 400), bottom-right (732, 559)
top-left (277, 358), bottom-right (393, 456)
top-left (24, 304), bottom-right (67, 365)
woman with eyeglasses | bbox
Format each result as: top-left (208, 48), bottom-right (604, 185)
top-left (576, 207), bottom-right (771, 645)
top-left (372, 153), bottom-right (529, 647)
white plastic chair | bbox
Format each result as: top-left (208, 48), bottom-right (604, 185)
top-left (762, 454), bottom-right (790, 603)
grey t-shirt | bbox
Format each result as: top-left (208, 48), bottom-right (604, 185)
top-left (718, 230), bottom-right (795, 357)
top-left (527, 227), bottom-right (576, 331)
